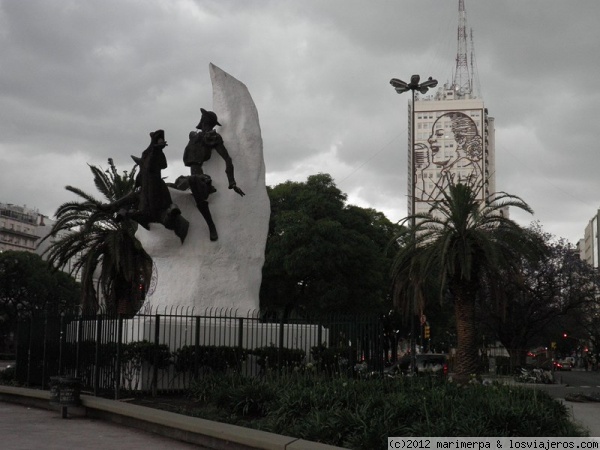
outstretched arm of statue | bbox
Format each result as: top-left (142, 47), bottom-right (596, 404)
top-left (215, 143), bottom-right (245, 197)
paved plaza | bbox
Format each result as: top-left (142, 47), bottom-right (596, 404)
top-left (0, 402), bottom-right (206, 450)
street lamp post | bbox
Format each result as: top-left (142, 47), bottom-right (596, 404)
top-left (390, 74), bottom-right (438, 374)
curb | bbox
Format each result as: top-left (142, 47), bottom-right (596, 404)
top-left (0, 385), bottom-right (347, 450)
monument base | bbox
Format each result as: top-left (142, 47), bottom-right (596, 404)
top-left (117, 314), bottom-right (328, 391)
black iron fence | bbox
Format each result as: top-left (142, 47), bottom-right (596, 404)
top-left (16, 307), bottom-right (386, 398)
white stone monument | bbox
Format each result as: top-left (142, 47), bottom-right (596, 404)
top-left (137, 63), bottom-right (270, 314)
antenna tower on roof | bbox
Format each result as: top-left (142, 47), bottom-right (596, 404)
top-left (452, 0), bottom-right (480, 99)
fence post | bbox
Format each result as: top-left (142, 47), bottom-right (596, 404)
top-left (349, 317), bottom-right (357, 378)
top-left (26, 315), bottom-right (34, 387)
top-left (238, 318), bottom-right (244, 350)
top-left (115, 314), bottom-right (123, 400)
top-left (76, 316), bottom-right (83, 379)
top-left (93, 314), bottom-right (103, 396)
top-left (194, 316), bottom-right (200, 380)
top-left (152, 314), bottom-right (161, 397)
top-left (41, 311), bottom-right (48, 389)
top-left (58, 313), bottom-right (64, 376)
top-left (318, 321), bottom-right (323, 348)
top-left (278, 313), bottom-right (285, 374)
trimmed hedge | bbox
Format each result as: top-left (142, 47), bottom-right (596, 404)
top-left (173, 345), bottom-right (247, 373)
top-left (251, 345), bottom-right (305, 372)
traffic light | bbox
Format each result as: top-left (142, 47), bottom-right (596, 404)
top-left (562, 332), bottom-right (568, 338)
top-left (424, 325), bottom-right (431, 339)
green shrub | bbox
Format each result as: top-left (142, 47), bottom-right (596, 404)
top-left (251, 345), bottom-right (305, 372)
top-left (122, 340), bottom-right (171, 369)
top-left (188, 372), bottom-right (235, 403)
top-left (310, 344), bottom-right (356, 374)
top-left (219, 377), bottom-right (276, 418)
top-left (494, 356), bottom-right (512, 375)
top-left (173, 345), bottom-right (246, 374)
top-left (59, 340), bottom-right (118, 373)
top-left (182, 375), bottom-right (586, 449)
top-left (0, 365), bottom-right (16, 384)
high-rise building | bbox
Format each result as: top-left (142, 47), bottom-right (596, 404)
top-left (0, 203), bottom-right (45, 253)
top-left (408, 0), bottom-right (496, 216)
top-left (581, 212), bottom-right (600, 268)
top-left (0, 201), bottom-right (79, 276)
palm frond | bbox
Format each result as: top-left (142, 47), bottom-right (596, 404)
top-left (43, 158), bottom-right (152, 314)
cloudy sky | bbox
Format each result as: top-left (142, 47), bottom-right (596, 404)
top-left (1, 0), bottom-right (598, 244)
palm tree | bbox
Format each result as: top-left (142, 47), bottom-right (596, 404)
top-left (43, 159), bottom-right (152, 316)
top-left (392, 178), bottom-right (544, 382)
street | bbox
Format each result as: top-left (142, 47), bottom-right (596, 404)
top-left (531, 369), bottom-right (600, 399)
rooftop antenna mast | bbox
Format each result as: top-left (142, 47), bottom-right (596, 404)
top-left (470, 28), bottom-right (482, 99)
top-left (453, 0), bottom-right (472, 98)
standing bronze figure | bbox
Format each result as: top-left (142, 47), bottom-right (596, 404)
top-left (180, 108), bottom-right (245, 241)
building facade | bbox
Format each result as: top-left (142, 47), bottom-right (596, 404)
top-left (408, 85), bottom-right (496, 216)
top-left (581, 212), bottom-right (600, 268)
top-left (404, 1), bottom-right (496, 217)
top-left (0, 203), bottom-right (45, 253)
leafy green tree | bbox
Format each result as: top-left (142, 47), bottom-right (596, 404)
top-left (481, 223), bottom-right (600, 366)
top-left (392, 180), bottom-right (544, 381)
top-left (0, 251), bottom-right (79, 352)
top-left (0, 251), bottom-right (80, 315)
top-left (580, 308), bottom-right (600, 363)
top-left (261, 173), bottom-right (401, 317)
top-left (42, 159), bottom-right (152, 315)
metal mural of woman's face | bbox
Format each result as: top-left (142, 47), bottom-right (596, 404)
top-left (415, 111), bottom-right (483, 203)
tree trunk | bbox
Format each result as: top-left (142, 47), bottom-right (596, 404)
top-left (453, 282), bottom-right (479, 383)
top-left (507, 347), bottom-right (528, 370)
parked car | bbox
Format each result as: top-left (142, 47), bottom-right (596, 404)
top-left (554, 360), bottom-right (572, 371)
top-left (384, 353), bottom-right (448, 377)
top-left (560, 357), bottom-right (575, 368)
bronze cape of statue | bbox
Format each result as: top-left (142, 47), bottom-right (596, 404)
top-left (105, 130), bottom-right (189, 243)
top-left (173, 108), bottom-right (245, 241)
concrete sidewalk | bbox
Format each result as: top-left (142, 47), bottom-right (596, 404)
top-left (563, 400), bottom-right (600, 437)
top-left (0, 401), bottom-right (205, 450)
top-left (0, 386), bottom-right (346, 450)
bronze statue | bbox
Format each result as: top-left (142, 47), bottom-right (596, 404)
top-left (177, 108), bottom-right (244, 241)
top-left (105, 130), bottom-right (189, 243)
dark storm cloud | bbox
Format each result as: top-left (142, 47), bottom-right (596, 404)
top-left (1, 0), bottom-right (599, 243)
